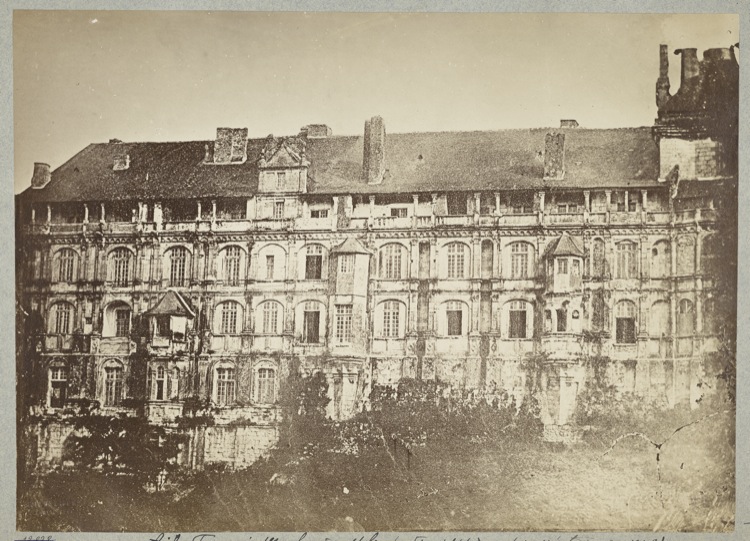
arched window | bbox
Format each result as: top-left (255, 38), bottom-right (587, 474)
top-left (217, 301), bottom-right (241, 335)
top-left (56, 249), bottom-right (77, 283)
top-left (167, 247), bottom-right (190, 286)
top-left (676, 236), bottom-right (695, 276)
top-left (446, 243), bottom-right (467, 279)
top-left (677, 299), bottom-right (695, 335)
top-left (615, 241), bottom-right (637, 279)
top-left (650, 300), bottom-right (670, 337)
top-left (651, 240), bottom-right (671, 278)
top-left (103, 301), bottom-right (131, 338)
top-left (256, 367), bottom-right (276, 404)
top-left (103, 361), bottom-right (124, 406)
top-left (508, 300), bottom-right (530, 338)
top-left (153, 365), bottom-right (166, 401)
top-left (382, 301), bottom-right (401, 338)
top-left (48, 301), bottom-right (74, 335)
top-left (509, 242), bottom-right (532, 279)
top-left (260, 301), bottom-right (282, 334)
top-left (214, 366), bottom-right (236, 406)
top-left (48, 365), bottom-right (68, 408)
top-left (592, 238), bottom-right (606, 278)
top-left (223, 246), bottom-right (243, 286)
top-left (304, 244), bottom-right (324, 280)
top-left (615, 300), bottom-right (637, 343)
top-left (109, 248), bottom-right (132, 286)
top-left (170, 367), bottom-right (180, 400)
top-left (380, 244), bottom-right (404, 279)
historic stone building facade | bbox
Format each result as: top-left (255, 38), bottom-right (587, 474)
top-left (16, 43), bottom-right (738, 467)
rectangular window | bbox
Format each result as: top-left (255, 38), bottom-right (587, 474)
top-left (390, 207), bottom-right (408, 218)
top-left (509, 306), bottom-right (527, 339)
top-left (49, 367), bottom-right (67, 408)
top-left (262, 303), bottom-right (278, 334)
top-left (616, 318), bottom-right (636, 343)
top-left (104, 366), bottom-right (123, 406)
top-left (305, 254), bottom-right (323, 279)
top-left (335, 304), bottom-right (353, 343)
top-left (276, 172), bottom-right (286, 190)
top-left (55, 307), bottom-right (71, 335)
top-left (265, 255), bottom-right (275, 280)
top-left (225, 247), bottom-right (242, 286)
top-left (571, 259), bottom-right (581, 276)
top-left (558, 258), bottom-right (568, 274)
top-left (447, 244), bottom-right (465, 279)
top-left (511, 244), bottom-right (530, 279)
top-left (115, 309), bottom-right (130, 337)
top-left (556, 309), bottom-right (567, 332)
top-left (310, 209), bottom-right (328, 219)
top-left (339, 254), bottom-right (354, 273)
top-left (257, 368), bottom-right (275, 403)
top-left (447, 309), bottom-right (463, 336)
top-left (216, 368), bottom-right (235, 405)
top-left (221, 304), bottom-right (238, 335)
top-left (303, 309), bottom-right (320, 343)
top-left (557, 203), bottom-right (577, 214)
top-left (273, 201), bottom-right (284, 220)
top-left (59, 252), bottom-right (75, 282)
top-left (383, 302), bottom-right (400, 338)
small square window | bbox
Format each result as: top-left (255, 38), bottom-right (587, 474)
top-left (311, 209), bottom-right (328, 219)
top-left (390, 208), bottom-right (408, 218)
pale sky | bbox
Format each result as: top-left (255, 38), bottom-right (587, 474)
top-left (12, 11), bottom-right (739, 193)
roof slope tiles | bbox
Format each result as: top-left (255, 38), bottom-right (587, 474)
top-left (22, 127), bottom-right (660, 203)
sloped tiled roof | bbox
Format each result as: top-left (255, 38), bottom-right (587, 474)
top-left (143, 290), bottom-right (195, 318)
top-left (20, 127), bottom-right (661, 203)
top-left (331, 237), bottom-right (371, 255)
top-left (545, 232), bottom-right (584, 258)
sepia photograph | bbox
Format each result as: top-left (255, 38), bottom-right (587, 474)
top-left (12, 8), bottom-right (741, 535)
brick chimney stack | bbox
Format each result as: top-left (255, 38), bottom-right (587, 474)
top-left (31, 162), bottom-right (51, 189)
top-left (363, 116), bottom-right (386, 185)
top-left (656, 44), bottom-right (671, 109)
top-left (543, 132), bottom-right (565, 181)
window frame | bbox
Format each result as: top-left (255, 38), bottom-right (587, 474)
top-left (334, 304), bottom-right (353, 343)
top-left (446, 242), bottom-right (466, 279)
top-left (215, 366), bottom-right (236, 406)
top-left (445, 301), bottom-right (464, 337)
top-left (508, 300), bottom-right (528, 339)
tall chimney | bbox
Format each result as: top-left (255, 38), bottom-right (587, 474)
top-left (674, 48), bottom-right (700, 87)
top-left (214, 127), bottom-right (248, 164)
top-left (363, 116), bottom-right (386, 185)
top-left (656, 44), bottom-right (671, 109)
top-left (543, 133), bottom-right (565, 181)
top-left (30, 162), bottom-right (51, 189)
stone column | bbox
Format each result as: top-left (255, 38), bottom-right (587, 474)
top-left (83, 204), bottom-right (89, 224)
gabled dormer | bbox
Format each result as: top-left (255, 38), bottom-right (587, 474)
top-left (257, 135), bottom-right (310, 194)
top-left (143, 290), bottom-right (195, 350)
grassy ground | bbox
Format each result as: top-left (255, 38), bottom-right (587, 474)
top-left (19, 410), bottom-right (734, 532)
